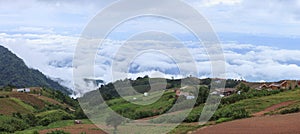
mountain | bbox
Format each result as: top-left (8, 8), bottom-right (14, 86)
top-left (0, 45), bottom-right (70, 94)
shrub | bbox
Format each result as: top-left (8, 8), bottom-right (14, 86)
top-left (221, 90), bottom-right (280, 105)
top-left (74, 107), bottom-right (87, 119)
top-left (237, 83), bottom-right (250, 92)
top-left (37, 110), bottom-right (74, 126)
top-left (212, 106), bottom-right (250, 121)
top-left (196, 86), bottom-right (209, 105)
top-left (47, 130), bottom-right (70, 134)
top-left (216, 117), bottom-right (233, 124)
top-left (280, 107), bottom-right (300, 115)
top-left (39, 117), bottom-right (52, 126)
top-left (0, 115), bottom-right (28, 133)
top-left (19, 113), bottom-right (38, 127)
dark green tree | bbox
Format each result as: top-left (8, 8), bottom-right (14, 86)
top-left (196, 86), bottom-right (209, 105)
top-left (237, 83), bottom-right (250, 93)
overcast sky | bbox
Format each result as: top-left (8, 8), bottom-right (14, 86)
top-left (0, 0), bottom-right (300, 94)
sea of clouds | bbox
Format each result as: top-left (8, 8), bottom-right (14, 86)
top-left (1, 31), bottom-right (300, 95)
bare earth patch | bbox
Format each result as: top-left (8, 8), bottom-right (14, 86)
top-left (193, 112), bottom-right (300, 134)
top-left (10, 92), bottom-right (45, 108)
top-left (39, 124), bottom-right (107, 134)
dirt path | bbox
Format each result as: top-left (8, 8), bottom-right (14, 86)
top-left (193, 112), bottom-right (300, 134)
top-left (39, 124), bottom-right (107, 134)
top-left (252, 101), bottom-right (296, 117)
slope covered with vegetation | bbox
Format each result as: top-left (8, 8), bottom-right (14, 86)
top-left (0, 45), bottom-right (70, 94)
top-left (0, 87), bottom-right (86, 133)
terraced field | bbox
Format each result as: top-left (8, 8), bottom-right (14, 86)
top-left (0, 97), bottom-right (34, 115)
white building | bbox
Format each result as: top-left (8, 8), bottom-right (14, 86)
top-left (186, 95), bottom-right (195, 100)
top-left (17, 88), bottom-right (24, 92)
top-left (16, 88), bottom-right (30, 93)
top-left (144, 92), bottom-right (149, 97)
top-left (24, 88), bottom-right (30, 93)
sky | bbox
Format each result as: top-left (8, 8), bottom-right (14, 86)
top-left (0, 0), bottom-right (300, 94)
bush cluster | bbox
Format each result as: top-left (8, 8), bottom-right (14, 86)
top-left (280, 107), bottom-right (300, 114)
top-left (221, 90), bottom-right (281, 105)
top-left (36, 110), bottom-right (74, 126)
top-left (0, 115), bottom-right (29, 133)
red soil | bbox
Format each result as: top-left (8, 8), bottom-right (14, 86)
top-left (30, 94), bottom-right (73, 109)
top-left (193, 112), bottom-right (300, 134)
top-left (39, 124), bottom-right (107, 134)
top-left (9, 92), bottom-right (45, 108)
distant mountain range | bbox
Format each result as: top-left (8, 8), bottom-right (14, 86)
top-left (0, 45), bottom-right (70, 94)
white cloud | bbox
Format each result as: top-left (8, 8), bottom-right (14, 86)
top-left (200, 0), bottom-right (241, 7)
top-left (1, 0), bottom-right (300, 95)
top-left (188, 0), bottom-right (300, 36)
top-left (1, 0), bottom-right (300, 37)
top-left (0, 32), bottom-right (77, 89)
top-left (1, 31), bottom-right (300, 95)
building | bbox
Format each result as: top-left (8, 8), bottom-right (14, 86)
top-left (257, 80), bottom-right (290, 90)
top-left (17, 88), bottom-right (24, 92)
top-left (186, 95), bottom-right (195, 100)
top-left (24, 88), bottom-right (30, 93)
top-left (143, 92), bottom-right (149, 97)
top-left (174, 89), bottom-right (196, 100)
top-left (259, 84), bottom-right (269, 89)
top-left (14, 88), bottom-right (30, 93)
top-left (216, 88), bottom-right (236, 96)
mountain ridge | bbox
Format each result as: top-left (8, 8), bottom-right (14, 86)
top-left (0, 45), bottom-right (70, 94)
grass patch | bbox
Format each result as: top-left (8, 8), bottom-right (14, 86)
top-left (0, 91), bottom-right (10, 96)
top-left (10, 97), bottom-right (35, 111)
top-left (169, 124), bottom-right (203, 134)
top-left (36, 110), bottom-right (74, 126)
top-left (226, 89), bottom-right (300, 114)
top-left (0, 98), bottom-right (33, 115)
top-left (15, 119), bottom-right (92, 134)
top-left (107, 91), bottom-right (176, 119)
top-left (215, 117), bottom-right (233, 124)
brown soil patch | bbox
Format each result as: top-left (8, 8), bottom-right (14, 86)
top-left (39, 124), bottom-right (107, 134)
top-left (30, 94), bottom-right (73, 110)
top-left (9, 92), bottom-right (45, 108)
top-left (0, 98), bottom-right (31, 115)
top-left (252, 101), bottom-right (296, 117)
top-left (193, 112), bottom-right (300, 134)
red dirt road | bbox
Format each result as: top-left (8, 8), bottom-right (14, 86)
top-left (252, 101), bottom-right (296, 117)
top-left (193, 112), bottom-right (300, 134)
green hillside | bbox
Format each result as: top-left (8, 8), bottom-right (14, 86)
top-left (0, 89), bottom-right (85, 133)
top-left (6, 76), bottom-right (300, 134)
top-left (0, 45), bottom-right (70, 94)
